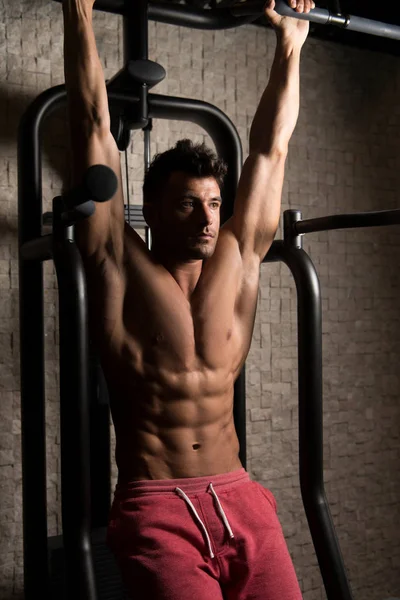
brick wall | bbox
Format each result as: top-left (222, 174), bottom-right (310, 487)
top-left (1, 0), bottom-right (400, 598)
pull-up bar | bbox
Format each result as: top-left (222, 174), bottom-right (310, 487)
top-left (232, 0), bottom-right (400, 41)
top-left (53, 0), bottom-right (258, 29)
top-left (53, 0), bottom-right (400, 39)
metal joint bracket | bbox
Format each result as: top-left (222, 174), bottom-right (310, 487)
top-left (327, 12), bottom-right (348, 27)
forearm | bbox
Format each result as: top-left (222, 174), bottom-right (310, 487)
top-left (249, 36), bottom-right (302, 155)
top-left (63, 0), bottom-right (110, 136)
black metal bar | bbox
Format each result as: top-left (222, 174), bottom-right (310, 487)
top-left (89, 352), bottom-right (112, 529)
top-left (52, 200), bottom-right (97, 600)
top-left (149, 2), bottom-right (257, 30)
top-left (144, 121), bottom-right (152, 249)
top-left (294, 208), bottom-right (400, 236)
top-left (144, 122), bottom-right (151, 173)
top-left (20, 235), bottom-right (53, 262)
top-left (264, 229), bottom-right (353, 600)
top-left (53, 0), bottom-right (258, 29)
top-left (18, 86), bottom-right (66, 600)
top-left (346, 14), bottom-right (400, 41)
top-left (124, 0), bottom-right (148, 61)
top-left (231, 0), bottom-right (332, 22)
top-left (234, 369), bottom-right (247, 467)
top-left (273, 0), bottom-right (400, 41)
top-left (18, 83), bottom-right (246, 588)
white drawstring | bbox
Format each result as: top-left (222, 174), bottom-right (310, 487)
top-left (208, 483), bottom-right (235, 539)
top-left (174, 483), bottom-right (235, 559)
top-left (175, 487), bottom-right (215, 559)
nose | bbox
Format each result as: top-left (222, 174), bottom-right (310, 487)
top-left (197, 204), bottom-right (213, 227)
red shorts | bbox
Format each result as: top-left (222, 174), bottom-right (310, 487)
top-left (107, 468), bottom-right (302, 599)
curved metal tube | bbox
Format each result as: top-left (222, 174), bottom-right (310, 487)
top-left (294, 208), bottom-right (400, 235)
top-left (20, 234), bottom-right (53, 262)
top-left (18, 84), bottom-right (246, 600)
top-left (53, 0), bottom-right (258, 29)
top-left (53, 0), bottom-right (400, 40)
top-left (274, 0), bottom-right (400, 41)
top-left (149, 1), bottom-right (257, 29)
top-left (18, 85), bottom-right (67, 599)
top-left (18, 84), bottom-right (242, 283)
top-left (233, 0), bottom-right (400, 41)
top-left (53, 231), bottom-right (97, 600)
top-left (346, 14), bottom-right (400, 40)
top-left (264, 240), bottom-right (353, 600)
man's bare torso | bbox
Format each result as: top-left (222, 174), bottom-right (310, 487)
top-left (88, 221), bottom-right (261, 484)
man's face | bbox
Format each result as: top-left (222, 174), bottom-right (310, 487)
top-left (151, 171), bottom-right (222, 260)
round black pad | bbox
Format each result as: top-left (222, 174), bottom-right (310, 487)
top-left (84, 165), bottom-right (119, 203)
top-left (127, 59), bottom-right (166, 88)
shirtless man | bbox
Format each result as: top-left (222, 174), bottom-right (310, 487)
top-left (63, 0), bottom-right (312, 597)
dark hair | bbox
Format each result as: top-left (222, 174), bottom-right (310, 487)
top-left (143, 139), bottom-right (227, 204)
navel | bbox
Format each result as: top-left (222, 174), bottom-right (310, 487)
top-left (192, 443), bottom-right (201, 450)
top-left (151, 332), bottom-right (165, 346)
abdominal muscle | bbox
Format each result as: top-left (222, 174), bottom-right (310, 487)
top-left (105, 360), bottom-right (243, 483)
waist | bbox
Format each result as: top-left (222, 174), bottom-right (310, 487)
top-left (114, 467), bottom-right (250, 498)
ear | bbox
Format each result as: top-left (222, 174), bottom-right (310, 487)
top-left (143, 202), bottom-right (156, 228)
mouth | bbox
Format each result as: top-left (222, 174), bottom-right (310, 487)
top-left (196, 233), bottom-right (214, 239)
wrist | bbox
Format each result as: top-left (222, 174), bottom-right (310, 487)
top-left (275, 33), bottom-right (303, 58)
top-left (63, 1), bottom-right (93, 21)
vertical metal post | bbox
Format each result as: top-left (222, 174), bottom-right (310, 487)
top-left (17, 88), bottom-right (66, 598)
top-left (18, 163), bottom-right (48, 600)
top-left (53, 198), bottom-right (98, 600)
top-left (144, 121), bottom-right (152, 250)
top-left (264, 210), bottom-right (353, 600)
top-left (123, 0), bottom-right (149, 128)
top-left (234, 371), bottom-right (247, 467)
top-left (89, 351), bottom-right (112, 529)
top-left (123, 0), bottom-right (148, 61)
top-left (219, 127), bottom-right (246, 469)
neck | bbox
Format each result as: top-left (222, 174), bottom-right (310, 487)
top-left (151, 247), bottom-right (203, 299)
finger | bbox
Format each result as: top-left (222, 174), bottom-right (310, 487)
top-left (263, 0), bottom-right (276, 16)
top-left (304, 0), bottom-right (315, 12)
top-left (295, 0), bottom-right (304, 12)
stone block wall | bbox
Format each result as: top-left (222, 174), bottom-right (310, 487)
top-left (0, 0), bottom-right (399, 598)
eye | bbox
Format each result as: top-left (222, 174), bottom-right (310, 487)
top-left (210, 202), bottom-right (220, 209)
top-left (181, 200), bottom-right (194, 208)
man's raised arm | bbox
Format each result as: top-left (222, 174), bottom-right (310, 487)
top-left (227, 0), bottom-right (313, 262)
top-left (63, 0), bottom-right (125, 261)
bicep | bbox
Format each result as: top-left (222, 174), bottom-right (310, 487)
top-left (225, 151), bottom-right (286, 261)
top-left (72, 130), bottom-right (125, 263)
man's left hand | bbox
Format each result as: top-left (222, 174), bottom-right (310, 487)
top-left (264, 0), bottom-right (315, 48)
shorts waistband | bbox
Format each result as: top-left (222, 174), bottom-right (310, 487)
top-left (114, 468), bottom-right (249, 497)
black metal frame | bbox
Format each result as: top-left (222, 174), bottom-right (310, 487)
top-left (265, 207), bottom-right (400, 600)
top-left (18, 2), bottom-right (244, 596)
top-left (18, 0), bottom-right (400, 598)
top-left (18, 87), bottom-right (243, 600)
